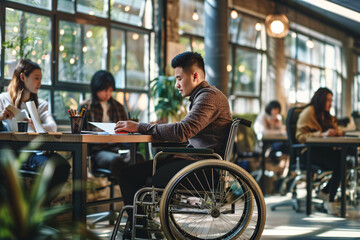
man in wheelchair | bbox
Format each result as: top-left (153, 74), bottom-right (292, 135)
top-left (114, 51), bottom-right (233, 239)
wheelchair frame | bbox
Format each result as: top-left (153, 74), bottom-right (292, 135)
top-left (111, 118), bottom-right (266, 240)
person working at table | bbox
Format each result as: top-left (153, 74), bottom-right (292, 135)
top-left (254, 100), bottom-right (288, 177)
top-left (78, 70), bottom-right (144, 183)
top-left (296, 87), bottom-right (343, 216)
top-left (114, 51), bottom-right (232, 239)
top-left (0, 59), bottom-right (70, 205)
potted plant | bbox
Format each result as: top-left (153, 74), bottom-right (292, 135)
top-left (150, 75), bottom-right (187, 123)
top-left (0, 145), bottom-right (100, 240)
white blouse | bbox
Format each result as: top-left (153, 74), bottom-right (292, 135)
top-left (0, 92), bottom-right (57, 132)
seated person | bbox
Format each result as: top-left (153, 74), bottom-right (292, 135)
top-left (296, 87), bottom-right (343, 216)
top-left (114, 51), bottom-right (232, 239)
top-left (254, 100), bottom-right (285, 137)
top-left (254, 100), bottom-right (288, 176)
top-left (79, 70), bottom-right (142, 182)
top-left (0, 59), bottom-right (70, 205)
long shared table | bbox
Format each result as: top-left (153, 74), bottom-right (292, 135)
top-left (0, 132), bottom-right (155, 224)
top-left (306, 136), bottom-right (360, 218)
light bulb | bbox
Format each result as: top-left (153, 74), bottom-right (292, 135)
top-left (230, 10), bottom-right (238, 19)
top-left (192, 10), bottom-right (199, 21)
top-left (306, 39), bottom-right (314, 48)
top-left (270, 20), bottom-right (285, 34)
top-left (255, 23), bottom-right (262, 31)
top-left (227, 64), bottom-right (232, 72)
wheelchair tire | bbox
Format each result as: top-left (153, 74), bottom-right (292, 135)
top-left (160, 160), bottom-right (266, 240)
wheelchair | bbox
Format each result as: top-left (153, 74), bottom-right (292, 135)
top-left (111, 118), bottom-right (266, 240)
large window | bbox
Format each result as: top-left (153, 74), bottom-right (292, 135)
top-left (4, 8), bottom-right (52, 84)
top-left (284, 30), bottom-right (343, 115)
top-left (0, 0), bottom-right (154, 124)
top-left (178, 1), bottom-right (266, 115)
top-left (353, 54), bottom-right (360, 111)
top-left (58, 21), bottom-right (107, 84)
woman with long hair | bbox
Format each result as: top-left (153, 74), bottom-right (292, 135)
top-left (0, 59), bottom-right (56, 131)
top-left (296, 87), bottom-right (343, 215)
top-left (0, 59), bottom-right (70, 205)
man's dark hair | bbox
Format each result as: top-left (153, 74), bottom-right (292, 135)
top-left (265, 100), bottom-right (281, 115)
top-left (171, 51), bottom-right (205, 73)
top-left (91, 70), bottom-right (115, 101)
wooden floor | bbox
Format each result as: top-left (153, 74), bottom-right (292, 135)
top-left (89, 187), bottom-right (360, 239)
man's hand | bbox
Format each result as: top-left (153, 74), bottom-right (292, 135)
top-left (114, 120), bottom-right (139, 133)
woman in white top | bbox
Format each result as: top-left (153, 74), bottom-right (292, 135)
top-left (0, 59), bottom-right (70, 205)
top-left (254, 100), bottom-right (288, 177)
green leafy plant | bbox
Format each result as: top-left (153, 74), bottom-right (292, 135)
top-left (0, 142), bottom-right (100, 240)
top-left (2, 36), bottom-right (36, 60)
top-left (150, 75), bottom-right (187, 122)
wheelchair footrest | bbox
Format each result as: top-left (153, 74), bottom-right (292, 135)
top-left (134, 225), bottom-right (162, 231)
top-left (135, 201), bottom-right (155, 205)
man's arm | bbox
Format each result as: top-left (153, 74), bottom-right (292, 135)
top-left (138, 90), bottom-right (224, 142)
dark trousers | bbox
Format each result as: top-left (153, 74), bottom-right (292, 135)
top-left (22, 152), bottom-right (71, 205)
top-left (92, 150), bottom-right (145, 183)
top-left (118, 155), bottom-right (195, 220)
top-left (309, 147), bottom-right (341, 202)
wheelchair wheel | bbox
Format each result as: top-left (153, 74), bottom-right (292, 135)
top-left (160, 160), bottom-right (266, 240)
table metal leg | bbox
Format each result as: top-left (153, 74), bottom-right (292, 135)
top-left (306, 146), bottom-right (312, 215)
top-left (340, 148), bottom-right (346, 218)
top-left (72, 143), bottom-right (87, 224)
top-left (130, 143), bottom-right (136, 164)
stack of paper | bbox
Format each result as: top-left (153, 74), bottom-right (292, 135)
top-left (4, 105), bottom-right (29, 131)
top-left (26, 101), bottom-right (46, 133)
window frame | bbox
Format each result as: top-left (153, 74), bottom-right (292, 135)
top-left (0, 0), bottom-right (155, 125)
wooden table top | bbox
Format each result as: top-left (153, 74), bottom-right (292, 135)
top-left (306, 136), bottom-right (360, 144)
top-left (0, 132), bottom-right (155, 143)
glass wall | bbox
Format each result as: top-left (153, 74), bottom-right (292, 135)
top-left (353, 54), bottom-right (360, 111)
top-left (284, 30), bottom-right (343, 115)
top-left (178, 0), bottom-right (266, 115)
top-left (0, 0), bottom-right (154, 124)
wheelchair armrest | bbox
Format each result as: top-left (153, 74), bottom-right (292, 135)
top-left (19, 169), bottom-right (40, 176)
top-left (161, 147), bottom-right (214, 154)
top-left (152, 142), bottom-right (188, 148)
top-left (93, 168), bottom-right (112, 176)
top-left (291, 144), bottom-right (306, 149)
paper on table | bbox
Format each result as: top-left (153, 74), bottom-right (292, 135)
top-left (26, 101), bottom-right (46, 133)
top-left (4, 105), bottom-right (30, 131)
top-left (89, 122), bottom-right (116, 134)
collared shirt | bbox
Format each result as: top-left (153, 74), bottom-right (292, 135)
top-left (138, 81), bottom-right (232, 157)
top-left (79, 97), bottom-right (128, 131)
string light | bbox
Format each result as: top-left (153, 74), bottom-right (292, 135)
top-left (255, 23), bottom-right (262, 31)
top-left (306, 39), bottom-right (314, 48)
top-left (230, 10), bottom-right (238, 19)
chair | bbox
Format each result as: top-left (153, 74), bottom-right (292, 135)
top-left (271, 107), bottom-right (332, 212)
top-left (111, 118), bottom-right (267, 240)
top-left (86, 151), bottom-right (126, 229)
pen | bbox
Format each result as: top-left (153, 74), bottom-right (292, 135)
top-left (80, 107), bottom-right (85, 117)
